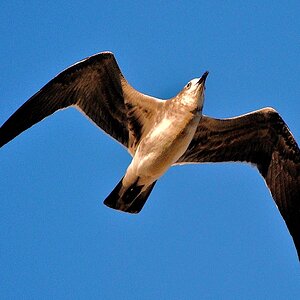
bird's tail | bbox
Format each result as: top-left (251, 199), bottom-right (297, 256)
top-left (103, 177), bottom-right (157, 214)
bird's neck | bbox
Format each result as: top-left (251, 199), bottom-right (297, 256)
top-left (172, 94), bottom-right (203, 116)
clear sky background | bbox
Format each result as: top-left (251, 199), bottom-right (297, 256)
top-left (1, 1), bottom-right (300, 299)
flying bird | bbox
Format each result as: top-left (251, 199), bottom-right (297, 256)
top-left (1, 52), bottom-right (299, 260)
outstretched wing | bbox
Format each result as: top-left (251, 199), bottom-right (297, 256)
top-left (177, 107), bottom-right (300, 260)
top-left (0, 52), bottom-right (163, 153)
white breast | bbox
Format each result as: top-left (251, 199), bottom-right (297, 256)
top-left (130, 113), bottom-right (201, 181)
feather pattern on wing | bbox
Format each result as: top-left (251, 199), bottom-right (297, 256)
top-left (177, 107), bottom-right (300, 259)
top-left (0, 52), bottom-right (164, 153)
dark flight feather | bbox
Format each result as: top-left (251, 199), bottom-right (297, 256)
top-left (177, 108), bottom-right (300, 259)
top-left (0, 52), bottom-right (163, 152)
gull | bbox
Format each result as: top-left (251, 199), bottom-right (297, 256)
top-left (0, 52), bottom-right (299, 260)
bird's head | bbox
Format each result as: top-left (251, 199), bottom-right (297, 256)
top-left (177, 71), bottom-right (209, 113)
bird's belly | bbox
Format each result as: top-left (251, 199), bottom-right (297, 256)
top-left (132, 115), bottom-right (200, 180)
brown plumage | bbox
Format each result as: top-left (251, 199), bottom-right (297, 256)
top-left (177, 111), bottom-right (300, 259)
top-left (0, 52), bottom-right (299, 260)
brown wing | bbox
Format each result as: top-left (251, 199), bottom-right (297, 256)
top-left (177, 107), bottom-right (300, 260)
top-left (0, 52), bottom-right (163, 151)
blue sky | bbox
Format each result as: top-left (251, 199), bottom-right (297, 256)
top-left (1, 1), bottom-right (300, 299)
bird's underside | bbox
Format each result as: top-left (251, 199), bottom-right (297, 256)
top-left (0, 51), bottom-right (299, 260)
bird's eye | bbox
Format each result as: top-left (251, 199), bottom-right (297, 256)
top-left (186, 82), bottom-right (191, 89)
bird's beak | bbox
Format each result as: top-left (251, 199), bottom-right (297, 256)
top-left (197, 71), bottom-right (209, 85)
